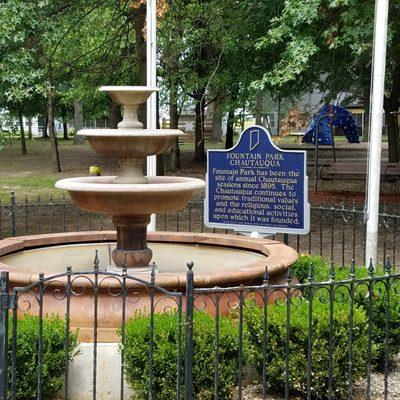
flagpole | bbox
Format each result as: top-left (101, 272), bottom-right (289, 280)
top-left (365, 0), bottom-right (389, 265)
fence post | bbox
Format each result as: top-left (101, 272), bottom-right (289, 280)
top-left (0, 272), bottom-right (10, 400)
top-left (185, 262), bottom-right (194, 400)
top-left (10, 192), bottom-right (16, 237)
top-left (283, 233), bottom-right (289, 246)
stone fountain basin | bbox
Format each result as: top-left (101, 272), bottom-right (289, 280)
top-left (55, 176), bottom-right (205, 214)
top-left (99, 86), bottom-right (159, 105)
top-left (79, 129), bottom-right (183, 159)
top-left (0, 231), bottom-right (297, 342)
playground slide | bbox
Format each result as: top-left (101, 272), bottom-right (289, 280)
top-left (303, 104), bottom-right (360, 145)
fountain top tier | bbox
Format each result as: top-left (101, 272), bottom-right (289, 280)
top-left (57, 84), bottom-right (203, 189)
top-left (99, 86), bottom-right (159, 106)
top-left (92, 86), bottom-right (163, 130)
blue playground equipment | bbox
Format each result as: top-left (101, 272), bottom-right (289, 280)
top-left (303, 104), bottom-right (360, 145)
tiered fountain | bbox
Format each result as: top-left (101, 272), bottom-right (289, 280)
top-left (56, 86), bottom-right (205, 270)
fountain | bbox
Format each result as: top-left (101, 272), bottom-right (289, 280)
top-left (55, 86), bottom-right (205, 270)
top-left (0, 86), bottom-right (298, 341)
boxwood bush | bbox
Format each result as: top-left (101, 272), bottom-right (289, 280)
top-left (291, 255), bottom-right (400, 370)
top-left (8, 315), bottom-right (79, 400)
top-left (244, 299), bottom-right (369, 399)
top-left (122, 311), bottom-right (248, 400)
top-left (120, 256), bottom-right (399, 399)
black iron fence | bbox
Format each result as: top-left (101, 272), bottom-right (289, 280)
top-left (187, 259), bottom-right (400, 400)
top-left (0, 258), bottom-right (398, 399)
top-left (1, 192), bottom-right (399, 267)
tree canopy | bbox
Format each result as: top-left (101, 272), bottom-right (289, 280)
top-left (0, 0), bottom-right (399, 163)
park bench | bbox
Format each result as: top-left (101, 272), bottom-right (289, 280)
top-left (319, 161), bottom-right (400, 182)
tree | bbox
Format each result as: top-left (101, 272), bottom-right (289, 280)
top-left (254, 0), bottom-right (400, 162)
top-left (0, 1), bottom-right (76, 169)
top-left (158, 0), bottom-right (278, 162)
top-left (1, 0), bottom-right (140, 167)
top-left (159, 0), bottom-right (188, 169)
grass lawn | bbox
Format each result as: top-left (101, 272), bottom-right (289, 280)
top-left (0, 138), bottom-right (117, 201)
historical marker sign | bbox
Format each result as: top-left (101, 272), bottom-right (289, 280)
top-left (205, 126), bottom-right (310, 234)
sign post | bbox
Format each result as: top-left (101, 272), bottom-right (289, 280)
top-left (205, 126), bottom-right (310, 236)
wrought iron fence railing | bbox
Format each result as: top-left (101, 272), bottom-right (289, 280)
top-left (0, 259), bottom-right (398, 399)
top-left (1, 192), bottom-right (399, 267)
top-left (187, 259), bottom-right (400, 400)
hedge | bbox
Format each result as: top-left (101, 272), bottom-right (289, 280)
top-left (291, 254), bottom-right (400, 370)
top-left (244, 299), bottom-right (369, 399)
top-left (122, 311), bottom-right (248, 400)
top-left (8, 315), bottom-right (79, 400)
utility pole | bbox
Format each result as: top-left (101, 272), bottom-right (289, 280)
top-left (365, 0), bottom-right (389, 265)
top-left (147, 0), bottom-right (157, 231)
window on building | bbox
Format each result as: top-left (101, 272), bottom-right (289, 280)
top-left (353, 113), bottom-right (363, 128)
top-left (266, 113), bottom-right (276, 128)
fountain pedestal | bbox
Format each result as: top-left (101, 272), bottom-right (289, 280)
top-left (112, 215), bottom-right (152, 268)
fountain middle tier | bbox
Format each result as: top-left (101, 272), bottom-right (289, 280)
top-left (55, 176), bottom-right (205, 214)
top-left (78, 129), bottom-right (183, 159)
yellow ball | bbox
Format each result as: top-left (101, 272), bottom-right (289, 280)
top-left (89, 165), bottom-right (101, 176)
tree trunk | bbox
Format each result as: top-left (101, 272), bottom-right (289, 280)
top-left (48, 93), bottom-right (61, 172)
top-left (225, 109), bottom-right (235, 149)
top-left (211, 99), bottom-right (223, 142)
top-left (383, 60), bottom-right (400, 162)
top-left (169, 85), bottom-right (181, 170)
top-left (62, 106), bottom-right (68, 140)
top-left (255, 91), bottom-right (263, 125)
top-left (241, 101), bottom-right (246, 131)
top-left (43, 116), bottom-right (49, 138)
top-left (384, 97), bottom-right (400, 162)
top-left (73, 100), bottom-right (84, 144)
top-left (277, 97), bottom-right (281, 134)
top-left (194, 90), bottom-right (206, 162)
top-left (27, 117), bottom-right (32, 140)
top-left (108, 100), bottom-right (121, 129)
top-left (18, 107), bottom-right (27, 155)
top-left (362, 85), bottom-right (370, 141)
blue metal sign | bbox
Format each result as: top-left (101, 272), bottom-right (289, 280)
top-left (205, 125), bottom-right (310, 234)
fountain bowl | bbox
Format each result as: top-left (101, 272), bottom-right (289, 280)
top-left (99, 86), bottom-right (159, 105)
top-left (55, 176), bottom-right (205, 215)
top-left (0, 231), bottom-right (298, 342)
top-left (78, 129), bottom-right (183, 159)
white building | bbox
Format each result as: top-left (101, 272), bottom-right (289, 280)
top-left (0, 110), bottom-right (66, 137)
top-left (22, 116), bottom-right (65, 137)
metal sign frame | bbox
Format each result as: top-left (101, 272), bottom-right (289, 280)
top-left (204, 125), bottom-right (310, 235)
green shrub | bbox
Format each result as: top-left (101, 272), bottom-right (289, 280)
top-left (290, 254), bottom-right (329, 284)
top-left (244, 300), bottom-right (370, 399)
top-left (291, 255), bottom-right (369, 283)
top-left (122, 312), bottom-right (248, 400)
top-left (353, 277), bottom-right (400, 370)
top-left (290, 255), bottom-right (400, 370)
top-left (8, 315), bottom-right (79, 400)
